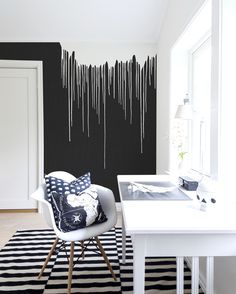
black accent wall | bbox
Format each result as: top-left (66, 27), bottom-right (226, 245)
top-left (0, 42), bottom-right (156, 200)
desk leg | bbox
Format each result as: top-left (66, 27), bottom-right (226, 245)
top-left (206, 256), bottom-right (214, 294)
top-left (122, 215), bottom-right (126, 264)
top-left (176, 256), bottom-right (184, 294)
top-left (191, 257), bottom-right (199, 294)
top-left (133, 235), bottom-right (145, 294)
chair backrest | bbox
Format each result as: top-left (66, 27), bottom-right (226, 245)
top-left (40, 171), bottom-right (76, 228)
top-left (32, 171), bottom-right (117, 242)
top-left (48, 171), bottom-right (76, 183)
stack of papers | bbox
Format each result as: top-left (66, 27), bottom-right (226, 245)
top-left (128, 182), bottom-right (176, 193)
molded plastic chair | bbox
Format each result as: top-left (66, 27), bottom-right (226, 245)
top-left (31, 171), bottom-right (117, 294)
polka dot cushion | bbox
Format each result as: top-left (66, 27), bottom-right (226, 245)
top-left (45, 172), bottom-right (91, 202)
top-left (44, 172), bottom-right (107, 232)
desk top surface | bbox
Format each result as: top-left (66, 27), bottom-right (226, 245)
top-left (117, 175), bottom-right (236, 235)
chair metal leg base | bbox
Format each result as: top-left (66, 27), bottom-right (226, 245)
top-left (38, 238), bottom-right (59, 279)
top-left (95, 236), bottom-right (117, 281)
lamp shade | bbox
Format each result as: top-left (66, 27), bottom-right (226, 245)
top-left (175, 104), bottom-right (192, 120)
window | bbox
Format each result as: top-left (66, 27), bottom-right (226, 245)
top-left (170, 0), bottom-right (216, 176)
top-left (190, 36), bottom-right (212, 174)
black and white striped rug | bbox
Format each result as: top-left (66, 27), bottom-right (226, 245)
top-left (0, 228), bottom-right (199, 293)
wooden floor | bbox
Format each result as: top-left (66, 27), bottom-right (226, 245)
top-left (0, 210), bottom-right (122, 249)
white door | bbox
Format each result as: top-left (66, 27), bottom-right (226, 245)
top-left (0, 63), bottom-right (43, 209)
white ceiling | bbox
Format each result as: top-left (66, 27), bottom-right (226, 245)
top-left (0, 0), bottom-right (168, 43)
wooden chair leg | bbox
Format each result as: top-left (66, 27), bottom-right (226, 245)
top-left (81, 241), bottom-right (85, 259)
top-left (67, 241), bottom-right (75, 294)
top-left (38, 238), bottom-right (59, 279)
top-left (95, 236), bottom-right (117, 281)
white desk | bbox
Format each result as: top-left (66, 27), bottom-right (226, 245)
top-left (117, 175), bottom-right (236, 294)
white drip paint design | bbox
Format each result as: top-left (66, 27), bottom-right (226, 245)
top-left (61, 51), bottom-right (157, 169)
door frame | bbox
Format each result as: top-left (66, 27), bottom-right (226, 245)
top-left (0, 60), bottom-right (44, 188)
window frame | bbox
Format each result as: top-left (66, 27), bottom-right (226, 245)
top-left (170, 0), bottom-right (221, 180)
top-left (188, 33), bottom-right (212, 175)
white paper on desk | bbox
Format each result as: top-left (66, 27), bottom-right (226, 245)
top-left (128, 182), bottom-right (176, 193)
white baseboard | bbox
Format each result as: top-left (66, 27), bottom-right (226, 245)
top-left (185, 257), bottom-right (206, 293)
top-left (116, 202), bottom-right (122, 212)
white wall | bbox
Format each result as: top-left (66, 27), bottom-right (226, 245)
top-left (157, 0), bottom-right (208, 291)
top-left (156, 0), bottom-right (205, 174)
top-left (214, 1), bottom-right (236, 293)
top-left (158, 1), bottom-right (236, 294)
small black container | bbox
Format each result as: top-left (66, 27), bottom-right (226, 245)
top-left (179, 176), bottom-right (198, 191)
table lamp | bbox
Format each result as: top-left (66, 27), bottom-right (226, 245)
top-left (175, 94), bottom-right (193, 120)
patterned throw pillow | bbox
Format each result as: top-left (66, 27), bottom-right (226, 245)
top-left (45, 172), bottom-right (91, 202)
top-left (50, 186), bottom-right (107, 232)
